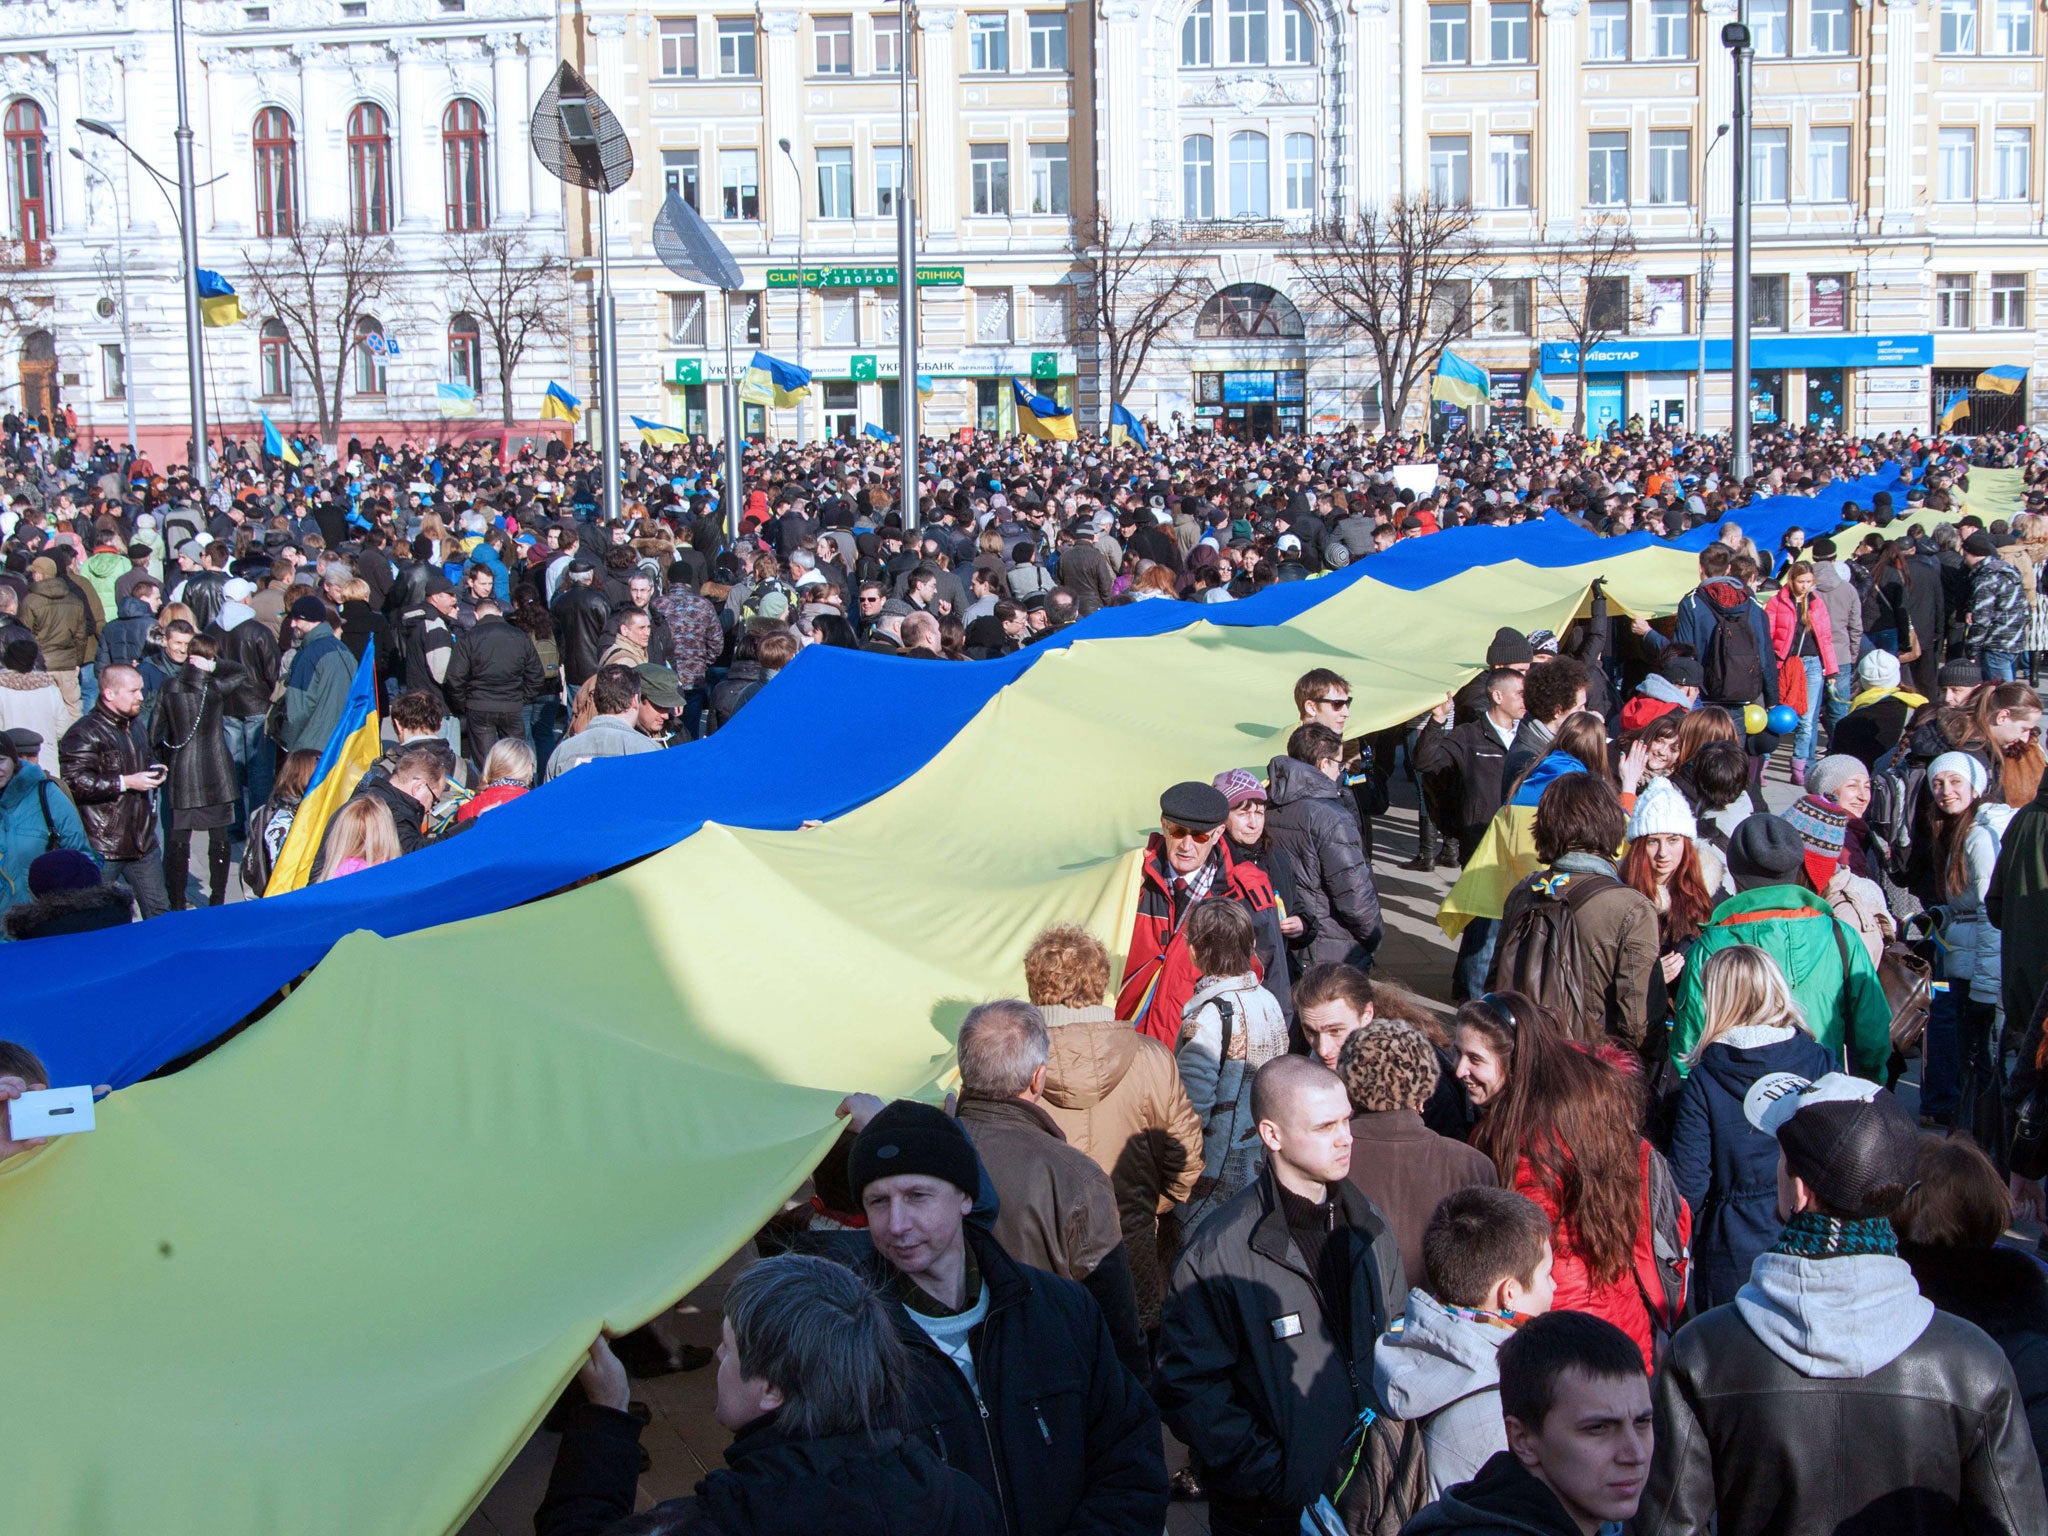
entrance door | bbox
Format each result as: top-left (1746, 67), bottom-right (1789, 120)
top-left (822, 380), bottom-right (858, 441)
top-left (18, 329), bottom-right (55, 424)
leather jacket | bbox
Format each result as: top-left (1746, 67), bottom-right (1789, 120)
top-left (58, 701), bottom-right (159, 860)
top-left (551, 583), bottom-right (611, 688)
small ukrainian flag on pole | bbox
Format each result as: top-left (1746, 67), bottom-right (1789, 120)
top-left (1430, 351), bottom-right (1490, 409)
top-left (1108, 402), bottom-right (1148, 448)
top-left (1012, 378), bottom-right (1076, 441)
top-left (1977, 364), bottom-right (2027, 396)
top-left (541, 382), bottom-right (582, 422)
top-left (1525, 370), bottom-right (1567, 425)
top-left (738, 351), bottom-right (813, 407)
top-left (259, 408), bottom-right (301, 467)
top-left (1938, 389), bottom-right (1972, 432)
top-left (196, 269), bottom-right (244, 327)
top-left (630, 414), bottom-right (689, 445)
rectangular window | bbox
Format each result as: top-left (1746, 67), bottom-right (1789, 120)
top-left (814, 15), bottom-right (852, 74)
top-left (659, 19), bottom-right (699, 78)
top-left (1807, 126), bottom-right (1850, 201)
top-left (1429, 3), bottom-right (1469, 64)
top-left (731, 291), bottom-right (763, 345)
top-left (668, 292), bottom-right (707, 346)
top-left (1488, 276), bottom-right (1532, 335)
top-left (1587, 275), bottom-right (1629, 331)
top-left (875, 13), bottom-right (902, 72)
top-left (718, 18), bottom-right (757, 76)
top-left (880, 297), bottom-right (900, 344)
top-left (1751, 127), bottom-right (1788, 202)
top-left (1809, 0), bottom-right (1851, 55)
top-left (817, 146), bottom-right (854, 217)
top-left (1032, 286), bottom-right (1070, 342)
top-left (1808, 273), bottom-right (1850, 328)
top-left (1430, 278), bottom-right (1473, 336)
top-left (876, 144), bottom-right (903, 215)
top-left (1029, 142), bottom-right (1070, 214)
top-left (1751, 0), bottom-right (1788, 57)
top-left (101, 342), bottom-right (124, 400)
top-left (1284, 133), bottom-right (1315, 213)
top-left (1994, 127), bottom-right (2031, 199)
top-left (971, 143), bottom-right (1009, 214)
top-left (969, 14), bottom-right (1009, 71)
top-left (1587, 0), bottom-right (1629, 61)
top-left (1939, 127), bottom-right (1976, 199)
top-left (663, 149), bottom-right (700, 210)
top-left (1227, 0), bottom-right (1268, 64)
top-left (1028, 11), bottom-right (1068, 70)
top-left (1941, 0), bottom-right (1978, 54)
top-left (721, 148), bottom-right (759, 219)
top-left (1490, 2), bottom-right (1530, 63)
top-left (1990, 272), bottom-right (2028, 327)
top-left (1935, 273), bottom-right (1972, 328)
top-left (1228, 131), bottom-right (1270, 216)
top-left (1647, 129), bottom-right (1690, 205)
top-left (820, 292), bottom-right (859, 346)
top-left (1489, 132), bottom-right (1531, 207)
top-left (1645, 275), bottom-right (1688, 333)
top-left (1995, 0), bottom-right (2034, 53)
top-left (975, 287), bottom-right (1012, 343)
top-left (1587, 131), bottom-right (1628, 206)
top-left (1429, 134), bottom-right (1471, 205)
top-left (1648, 0), bottom-right (1688, 58)
top-left (1751, 273), bottom-right (1789, 331)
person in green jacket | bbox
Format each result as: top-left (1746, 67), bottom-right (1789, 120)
top-left (1672, 813), bottom-right (1891, 1079)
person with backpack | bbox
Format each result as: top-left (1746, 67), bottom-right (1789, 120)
top-left (1491, 771), bottom-right (1660, 1059)
top-left (1266, 721), bottom-right (1385, 971)
top-left (1646, 542), bottom-right (1779, 783)
top-left (1173, 898), bottom-right (1289, 1225)
top-left (0, 726), bottom-right (89, 917)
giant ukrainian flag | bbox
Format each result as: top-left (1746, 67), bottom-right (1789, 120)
top-left (262, 647), bottom-right (381, 895)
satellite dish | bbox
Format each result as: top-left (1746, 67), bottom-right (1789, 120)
top-left (652, 191), bottom-right (744, 292)
top-left (95, 297), bottom-right (116, 320)
top-left (531, 61), bottom-right (634, 194)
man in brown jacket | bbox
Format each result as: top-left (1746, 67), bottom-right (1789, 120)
top-left (20, 554), bottom-right (95, 719)
top-left (954, 997), bottom-right (1148, 1380)
top-left (1023, 924), bottom-right (1203, 1328)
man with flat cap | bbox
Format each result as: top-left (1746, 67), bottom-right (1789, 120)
top-left (813, 1097), bottom-right (1169, 1536)
top-left (1118, 780), bottom-right (1284, 1048)
top-left (1640, 1072), bottom-right (2045, 1535)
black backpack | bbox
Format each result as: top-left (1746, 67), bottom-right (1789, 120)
top-left (1700, 590), bottom-right (1766, 706)
top-left (1489, 869), bottom-right (1621, 1043)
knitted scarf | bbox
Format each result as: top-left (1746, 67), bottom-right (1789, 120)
top-left (1770, 1210), bottom-right (1897, 1260)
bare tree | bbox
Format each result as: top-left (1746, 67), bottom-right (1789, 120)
top-left (1072, 215), bottom-right (1212, 433)
top-left (1532, 215), bottom-right (1640, 433)
top-left (443, 228), bottom-right (572, 426)
top-left (1289, 196), bottom-right (1498, 433)
top-left (240, 219), bottom-right (401, 450)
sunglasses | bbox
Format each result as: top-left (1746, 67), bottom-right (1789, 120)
top-left (1315, 695), bottom-right (1352, 710)
top-left (1163, 822), bottom-right (1218, 841)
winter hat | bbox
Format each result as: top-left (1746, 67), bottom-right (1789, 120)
top-left (1964, 531), bottom-right (1999, 558)
top-left (1656, 655), bottom-right (1705, 692)
top-left (1626, 776), bottom-right (1697, 842)
top-left (1726, 813), bottom-right (1806, 889)
top-left (26, 556), bottom-right (53, 580)
top-left (1937, 658), bottom-right (1981, 692)
top-left (1526, 629), bottom-right (1561, 656)
top-left (755, 589), bottom-right (790, 621)
top-left (1485, 626), bottom-right (1535, 667)
top-left (1743, 1072), bottom-right (1921, 1218)
top-left (1807, 755), bottom-right (1869, 803)
top-left (1928, 751), bottom-right (1989, 797)
top-left (288, 596), bottom-right (328, 624)
top-left (2, 638), bottom-right (37, 674)
top-left (847, 1099), bottom-right (981, 1202)
top-left (1784, 794), bottom-right (1850, 890)
top-left (27, 849), bottom-right (102, 897)
top-left (1211, 767), bottom-right (1267, 809)
top-left (1336, 1021), bottom-right (1439, 1116)
top-left (1855, 650), bottom-right (1901, 691)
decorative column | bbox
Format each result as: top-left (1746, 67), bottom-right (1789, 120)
top-left (519, 27), bottom-right (554, 223)
top-left (295, 43), bottom-right (341, 222)
top-left (1878, 0), bottom-right (1917, 233)
top-left (1395, 0), bottom-right (1423, 195)
top-left (1538, 0), bottom-right (1583, 237)
top-left (917, 8), bottom-right (959, 242)
top-left (760, 7), bottom-right (802, 247)
top-left (49, 49), bottom-right (83, 235)
top-left (1702, 0), bottom-right (1735, 222)
top-left (393, 38), bottom-right (434, 229)
top-left (487, 33), bottom-right (532, 223)
top-left (587, 14), bottom-right (628, 251)
top-left (1354, 0), bottom-right (1394, 213)
top-left (1098, 0), bottom-right (1144, 226)
top-left (113, 40), bottom-right (154, 234)
top-left (197, 45), bottom-right (240, 234)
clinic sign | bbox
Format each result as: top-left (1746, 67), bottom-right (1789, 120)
top-left (765, 266), bottom-right (966, 288)
top-left (1539, 334), bottom-right (1935, 373)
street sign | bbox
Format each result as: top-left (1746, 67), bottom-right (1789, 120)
top-left (764, 266), bottom-right (966, 288)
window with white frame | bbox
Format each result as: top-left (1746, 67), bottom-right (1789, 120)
top-left (1183, 135), bottom-right (1215, 218)
top-left (1429, 135), bottom-right (1470, 205)
top-left (975, 287), bottom-right (1012, 342)
top-left (659, 19), bottom-right (698, 77)
top-left (1993, 127), bottom-right (2031, 199)
top-left (668, 293), bottom-right (707, 346)
top-left (820, 291), bottom-right (859, 345)
top-left (1935, 273), bottom-right (1972, 328)
top-left (1228, 129), bottom-right (1270, 216)
top-left (876, 145), bottom-right (903, 216)
top-left (1029, 142), bottom-right (1070, 213)
top-left (1028, 11), bottom-right (1067, 69)
top-left (663, 149), bottom-right (700, 210)
top-left (969, 14), bottom-right (1009, 70)
top-left (814, 15), bottom-right (852, 73)
top-left (1489, 277), bottom-right (1532, 334)
top-left (1281, 2), bottom-right (1313, 63)
top-left (1995, 0), bottom-right (2034, 52)
top-left (1989, 271), bottom-right (2028, 327)
top-left (1430, 3), bottom-right (1469, 63)
top-left (1938, 127), bottom-right (1976, 199)
top-left (721, 148), bottom-right (759, 218)
top-left (1491, 1), bottom-right (1530, 62)
top-left (1809, 0), bottom-right (1851, 55)
top-left (101, 342), bottom-right (124, 399)
top-left (353, 315), bottom-right (386, 394)
top-left (971, 143), bottom-right (1009, 213)
top-left (1647, 129), bottom-right (1689, 205)
top-left (260, 320), bottom-right (291, 396)
top-left (1032, 287), bottom-right (1069, 341)
top-left (1751, 127), bottom-right (1788, 202)
top-left (1283, 132), bottom-right (1314, 213)
top-left (874, 13), bottom-right (902, 71)
top-left (1183, 0), bottom-right (1213, 65)
top-left (1587, 132), bottom-right (1628, 206)
top-left (717, 18), bottom-right (757, 76)
top-left (1490, 132), bottom-right (1530, 207)
top-left (817, 147), bottom-right (854, 217)
top-left (1587, 0), bottom-right (1628, 61)
top-left (1751, 274), bottom-right (1788, 331)
top-left (1648, 0), bottom-right (1688, 58)
top-left (1807, 126), bottom-right (1850, 200)
top-left (1750, 0), bottom-right (1788, 56)
top-left (1941, 0), bottom-right (1978, 54)
top-left (1227, 0), bottom-right (1269, 64)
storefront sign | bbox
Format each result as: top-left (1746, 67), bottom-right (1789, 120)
top-left (674, 359), bottom-right (703, 385)
top-left (1540, 333), bottom-right (1934, 373)
top-left (1809, 275), bottom-right (1848, 330)
top-left (765, 266), bottom-right (967, 288)
top-left (850, 354), bottom-right (878, 381)
top-left (1031, 352), bottom-right (1058, 381)
top-left (1223, 371), bottom-right (1276, 402)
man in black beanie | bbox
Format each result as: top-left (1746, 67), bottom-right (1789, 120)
top-left (813, 1096), bottom-right (1168, 1536)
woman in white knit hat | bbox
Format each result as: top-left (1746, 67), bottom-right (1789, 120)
top-left (1620, 776), bottom-right (1724, 996)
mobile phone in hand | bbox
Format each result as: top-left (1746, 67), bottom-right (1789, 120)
top-left (8, 1085), bottom-right (96, 1139)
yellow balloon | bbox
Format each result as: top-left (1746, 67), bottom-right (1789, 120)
top-left (1742, 704), bottom-right (1770, 735)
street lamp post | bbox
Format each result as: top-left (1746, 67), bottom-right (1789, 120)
top-left (169, 0), bottom-right (209, 486)
top-left (1697, 123), bottom-right (1729, 435)
top-left (69, 149), bottom-right (137, 453)
top-left (1723, 9), bottom-right (1755, 483)
top-left (776, 137), bottom-right (808, 447)
top-left (896, 0), bottom-right (920, 529)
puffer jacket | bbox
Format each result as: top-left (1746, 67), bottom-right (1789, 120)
top-left (58, 700), bottom-right (158, 860)
top-left (81, 549), bottom-right (129, 619)
top-left (1174, 970), bottom-right (1290, 1223)
top-left (1935, 800), bottom-right (2016, 1004)
top-left (19, 576), bottom-right (93, 668)
top-left (94, 593), bottom-right (155, 670)
top-left (1766, 585), bottom-right (1839, 676)
top-left (148, 662), bottom-right (240, 812)
top-left (1264, 752), bottom-right (1384, 968)
top-left (0, 670), bottom-right (66, 772)
top-left (1514, 1140), bottom-right (1664, 1371)
top-left (1969, 554), bottom-right (2032, 657)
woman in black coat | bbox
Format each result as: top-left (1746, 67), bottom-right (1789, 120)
top-left (149, 632), bottom-right (240, 908)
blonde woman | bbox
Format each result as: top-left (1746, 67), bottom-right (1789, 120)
top-left (1667, 945), bottom-right (1834, 1308)
top-left (317, 797), bottom-right (401, 882)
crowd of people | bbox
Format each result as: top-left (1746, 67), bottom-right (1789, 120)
top-left (10, 408), bottom-right (2048, 1534)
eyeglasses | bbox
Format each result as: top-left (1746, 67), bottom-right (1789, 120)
top-left (1163, 822), bottom-right (1217, 841)
top-left (1477, 993), bottom-right (1520, 1034)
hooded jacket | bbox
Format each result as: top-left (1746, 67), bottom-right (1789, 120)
top-left (19, 575), bottom-right (94, 669)
top-left (1398, 1450), bottom-right (1594, 1536)
top-left (1639, 1250), bottom-right (2046, 1536)
top-left (1937, 801), bottom-right (2016, 1001)
top-left (1174, 969), bottom-right (1290, 1221)
top-left (0, 760), bottom-right (90, 913)
top-left (1265, 752), bottom-right (1384, 969)
top-left (0, 668), bottom-right (66, 773)
top-left (209, 603), bottom-right (282, 719)
top-left (1659, 578), bottom-right (1779, 709)
top-left (1617, 673), bottom-right (1694, 734)
top-left (94, 593), bottom-right (156, 670)
top-left (1811, 558), bottom-right (1864, 664)
top-left (282, 621), bottom-right (356, 754)
top-left (82, 549), bottom-right (129, 620)
top-left (1373, 1292), bottom-right (1514, 1498)
top-left (1, 879), bottom-right (132, 941)
top-left (1969, 554), bottom-right (2031, 656)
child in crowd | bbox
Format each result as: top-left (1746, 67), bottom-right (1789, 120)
top-left (1174, 897), bottom-right (1288, 1224)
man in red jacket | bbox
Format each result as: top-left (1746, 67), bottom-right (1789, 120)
top-left (1118, 781), bottom-right (1280, 1048)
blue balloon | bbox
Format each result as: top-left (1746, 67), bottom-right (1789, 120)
top-left (1767, 704), bottom-right (1800, 735)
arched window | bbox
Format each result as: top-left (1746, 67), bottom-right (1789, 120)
top-left (448, 311), bottom-right (481, 391)
top-left (1182, 135), bottom-right (1215, 220)
top-left (260, 320), bottom-right (292, 397)
top-left (1284, 132), bottom-right (1315, 214)
top-left (253, 107), bottom-right (298, 237)
top-left (353, 315), bottom-right (387, 395)
top-left (347, 103), bottom-right (393, 235)
top-left (4, 101), bottom-right (46, 262)
top-left (442, 98), bottom-right (490, 232)
top-left (1195, 282), bottom-right (1305, 339)
top-left (1282, 0), bottom-right (1314, 63)
top-left (1227, 130), bottom-right (1269, 217)
top-left (1182, 0), bottom-right (1213, 65)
